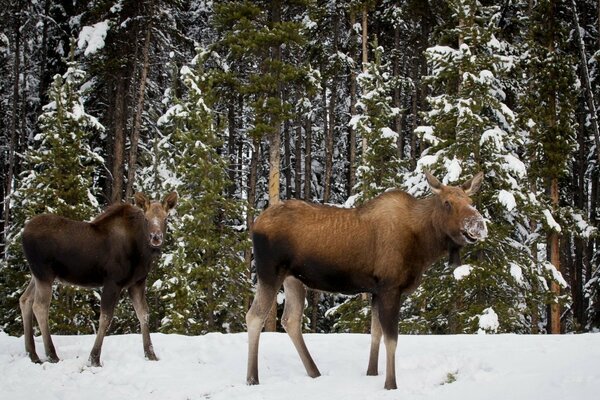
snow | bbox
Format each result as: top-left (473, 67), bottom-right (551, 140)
top-left (542, 209), bottom-right (561, 232)
top-left (78, 21), bottom-right (110, 56)
top-left (453, 265), bottom-right (473, 281)
top-left (444, 158), bottom-right (462, 183)
top-left (1, 332), bottom-right (599, 400)
top-left (380, 127), bottom-right (398, 140)
top-left (477, 308), bottom-right (499, 334)
top-left (498, 190), bottom-right (516, 212)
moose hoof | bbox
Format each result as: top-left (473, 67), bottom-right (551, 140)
top-left (146, 353), bottom-right (158, 361)
top-left (367, 370), bottom-right (378, 376)
top-left (246, 377), bottom-right (259, 385)
top-left (384, 380), bottom-right (398, 390)
top-left (28, 354), bottom-right (42, 364)
top-left (88, 356), bottom-right (102, 367)
top-left (47, 354), bottom-right (60, 363)
top-left (308, 370), bottom-right (321, 379)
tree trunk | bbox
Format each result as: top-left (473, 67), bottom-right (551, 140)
top-left (227, 101), bottom-right (237, 196)
top-left (111, 78), bottom-right (127, 203)
top-left (284, 119), bottom-right (292, 199)
top-left (126, 17), bottom-right (152, 201)
top-left (244, 137), bottom-right (259, 312)
top-left (549, 177), bottom-right (561, 334)
top-left (361, 5), bottom-right (368, 155)
top-left (305, 117), bottom-right (312, 201)
top-left (4, 10), bottom-right (21, 247)
top-left (264, 0), bottom-right (282, 333)
top-left (295, 125), bottom-right (302, 199)
top-left (571, 0), bottom-right (600, 164)
top-left (393, 25), bottom-right (404, 160)
top-left (347, 10), bottom-right (357, 197)
top-left (324, 9), bottom-right (338, 205)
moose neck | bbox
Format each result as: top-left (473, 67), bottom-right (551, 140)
top-left (411, 195), bottom-right (456, 267)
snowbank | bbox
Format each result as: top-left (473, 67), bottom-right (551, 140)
top-left (1, 332), bottom-right (598, 400)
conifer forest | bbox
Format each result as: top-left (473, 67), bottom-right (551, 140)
top-left (1, 0), bottom-right (600, 337)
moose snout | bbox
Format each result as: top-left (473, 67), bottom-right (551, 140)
top-left (149, 232), bottom-right (164, 247)
top-left (462, 216), bottom-right (488, 243)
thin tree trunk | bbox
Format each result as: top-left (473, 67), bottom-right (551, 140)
top-left (324, 9), bottom-right (339, 205)
top-left (4, 11), bottom-right (21, 247)
top-left (361, 5), bottom-right (368, 155)
top-left (284, 119), bottom-right (292, 199)
top-left (264, 0), bottom-right (282, 333)
top-left (111, 78), bottom-right (127, 203)
top-left (126, 18), bottom-right (153, 200)
top-left (550, 177), bottom-right (561, 334)
top-left (227, 101), bottom-right (237, 196)
top-left (571, 0), bottom-right (600, 164)
top-left (305, 117), bottom-right (312, 201)
top-left (295, 125), bottom-right (302, 198)
top-left (244, 137), bottom-right (259, 312)
top-left (347, 10), bottom-right (357, 196)
top-left (393, 25), bottom-right (404, 160)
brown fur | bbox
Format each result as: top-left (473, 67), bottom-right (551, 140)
top-left (246, 172), bottom-right (486, 390)
top-left (19, 192), bottom-right (177, 366)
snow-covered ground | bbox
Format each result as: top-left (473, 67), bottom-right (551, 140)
top-left (1, 331), bottom-right (598, 400)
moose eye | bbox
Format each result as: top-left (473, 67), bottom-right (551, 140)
top-left (444, 200), bottom-right (452, 211)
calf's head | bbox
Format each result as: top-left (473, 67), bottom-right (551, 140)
top-left (134, 192), bottom-right (178, 248)
top-left (425, 171), bottom-right (487, 246)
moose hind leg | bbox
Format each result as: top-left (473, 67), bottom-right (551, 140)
top-left (366, 293), bottom-right (382, 376)
top-left (282, 276), bottom-right (320, 378)
top-left (246, 276), bottom-right (284, 385)
top-left (89, 283), bottom-right (120, 367)
top-left (20, 279), bottom-right (40, 363)
top-left (376, 288), bottom-right (402, 390)
top-left (31, 278), bottom-right (59, 363)
top-left (129, 281), bottom-right (157, 361)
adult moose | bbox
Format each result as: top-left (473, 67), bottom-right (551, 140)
top-left (20, 192), bottom-right (178, 366)
top-left (246, 171), bottom-right (487, 390)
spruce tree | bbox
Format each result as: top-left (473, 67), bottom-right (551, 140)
top-left (1, 58), bottom-right (105, 334)
top-left (399, 0), bottom-right (562, 334)
top-left (156, 59), bottom-right (250, 334)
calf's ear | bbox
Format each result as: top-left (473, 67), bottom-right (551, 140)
top-left (162, 191), bottom-right (178, 211)
top-left (462, 172), bottom-right (484, 196)
top-left (134, 192), bottom-right (150, 211)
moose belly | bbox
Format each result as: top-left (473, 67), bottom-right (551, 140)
top-left (290, 258), bottom-right (377, 295)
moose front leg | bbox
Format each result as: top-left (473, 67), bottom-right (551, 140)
top-left (128, 280), bottom-right (158, 361)
top-left (89, 283), bottom-right (120, 367)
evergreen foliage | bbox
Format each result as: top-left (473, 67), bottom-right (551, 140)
top-left (1, 58), bottom-right (105, 334)
top-left (156, 59), bottom-right (251, 334)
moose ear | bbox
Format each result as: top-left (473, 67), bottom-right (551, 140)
top-left (162, 191), bottom-right (178, 211)
top-left (462, 172), bottom-right (484, 196)
top-left (134, 192), bottom-right (150, 211)
top-left (425, 171), bottom-right (443, 194)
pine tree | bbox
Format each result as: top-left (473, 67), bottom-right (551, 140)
top-left (156, 58), bottom-right (250, 334)
top-left (1, 57), bottom-right (105, 334)
top-left (399, 0), bottom-right (562, 334)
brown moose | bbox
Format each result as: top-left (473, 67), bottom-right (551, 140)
top-left (20, 192), bottom-right (177, 366)
top-left (246, 172), bottom-right (487, 390)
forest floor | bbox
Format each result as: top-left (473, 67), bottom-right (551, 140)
top-left (1, 331), bottom-right (598, 399)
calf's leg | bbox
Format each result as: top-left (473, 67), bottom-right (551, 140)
top-left (89, 283), bottom-right (120, 367)
top-left (375, 288), bottom-right (402, 390)
top-left (19, 279), bottom-right (40, 363)
top-left (281, 277), bottom-right (320, 378)
top-left (128, 280), bottom-right (158, 361)
top-left (31, 278), bottom-right (59, 363)
top-left (366, 293), bottom-right (382, 376)
top-left (246, 276), bottom-right (284, 385)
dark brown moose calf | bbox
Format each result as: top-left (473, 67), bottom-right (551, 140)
top-left (20, 192), bottom-right (177, 366)
top-left (246, 172), bottom-right (487, 390)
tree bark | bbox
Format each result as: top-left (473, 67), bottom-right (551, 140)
top-left (244, 137), bottom-right (259, 312)
top-left (264, 0), bottom-right (282, 333)
top-left (347, 10), bottom-right (357, 197)
top-left (125, 17), bottom-right (153, 201)
top-left (295, 125), bottom-right (302, 199)
top-left (284, 119), bottom-right (292, 199)
top-left (111, 78), bottom-right (127, 203)
top-left (305, 117), bottom-right (312, 201)
top-left (4, 9), bottom-right (21, 246)
top-left (323, 9), bottom-right (338, 205)
top-left (227, 101), bottom-right (237, 196)
top-left (361, 5), bottom-right (368, 155)
top-left (570, 0), bottom-right (600, 164)
top-left (549, 178), bottom-right (561, 334)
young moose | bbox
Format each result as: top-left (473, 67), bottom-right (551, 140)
top-left (20, 192), bottom-right (177, 366)
top-left (246, 172), bottom-right (487, 390)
